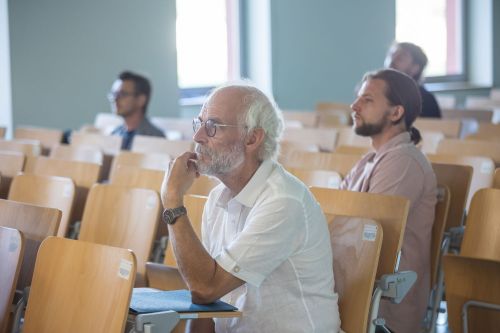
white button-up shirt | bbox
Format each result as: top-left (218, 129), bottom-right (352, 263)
top-left (202, 159), bottom-right (340, 333)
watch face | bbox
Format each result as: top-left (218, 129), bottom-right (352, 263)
top-left (163, 210), bottom-right (175, 224)
top-left (163, 206), bottom-right (187, 225)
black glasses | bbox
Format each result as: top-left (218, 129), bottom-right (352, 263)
top-left (107, 91), bottom-right (137, 102)
top-left (192, 118), bottom-right (246, 137)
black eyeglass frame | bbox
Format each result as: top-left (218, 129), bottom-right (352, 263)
top-left (192, 118), bottom-right (246, 137)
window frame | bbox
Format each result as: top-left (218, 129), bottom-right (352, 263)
top-left (177, 0), bottom-right (241, 104)
top-left (396, 0), bottom-right (467, 84)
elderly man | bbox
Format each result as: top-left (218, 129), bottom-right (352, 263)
top-left (108, 71), bottom-right (164, 149)
top-left (161, 84), bottom-right (340, 333)
top-left (385, 42), bottom-right (442, 118)
top-left (341, 69), bottom-right (437, 333)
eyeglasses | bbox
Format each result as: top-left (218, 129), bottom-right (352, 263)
top-left (107, 91), bottom-right (137, 102)
top-left (192, 118), bottom-right (246, 137)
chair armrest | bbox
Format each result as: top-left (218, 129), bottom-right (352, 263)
top-left (146, 262), bottom-right (187, 290)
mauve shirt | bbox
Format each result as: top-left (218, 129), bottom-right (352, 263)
top-left (341, 131), bottom-right (437, 333)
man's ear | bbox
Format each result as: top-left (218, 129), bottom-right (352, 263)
top-left (409, 64), bottom-right (421, 80)
top-left (136, 94), bottom-right (147, 111)
top-left (390, 105), bottom-right (405, 123)
top-left (245, 128), bottom-right (265, 151)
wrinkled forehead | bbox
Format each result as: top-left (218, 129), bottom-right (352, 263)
top-left (199, 87), bottom-right (246, 122)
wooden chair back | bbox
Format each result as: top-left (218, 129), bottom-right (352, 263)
top-left (28, 156), bottom-right (101, 225)
top-left (287, 167), bottom-right (342, 189)
top-left (283, 151), bottom-right (362, 178)
top-left (132, 135), bottom-right (193, 157)
top-left (335, 127), bottom-right (371, 148)
top-left (23, 237), bottom-right (136, 333)
top-left (0, 151), bottom-right (25, 199)
top-left (437, 139), bottom-right (500, 166)
top-left (93, 112), bottom-right (124, 134)
top-left (278, 141), bottom-right (320, 164)
top-left (317, 111), bottom-right (351, 127)
top-left (443, 254), bottom-right (500, 333)
top-left (334, 145), bottom-right (372, 155)
top-left (315, 102), bottom-right (352, 126)
top-left (327, 216), bottom-right (382, 333)
top-left (428, 154), bottom-right (494, 210)
top-left (494, 168), bottom-right (500, 189)
top-left (0, 227), bottom-right (24, 333)
top-left (187, 175), bottom-right (220, 196)
top-left (0, 199), bottom-right (61, 290)
top-left (110, 151), bottom-right (170, 179)
top-left (78, 184), bottom-right (160, 286)
top-left (49, 144), bottom-right (103, 164)
top-left (0, 127), bottom-right (5, 138)
top-left (14, 127), bottom-right (63, 154)
top-left (0, 139), bottom-right (41, 157)
top-left (430, 185), bottom-right (450, 285)
top-left (435, 95), bottom-right (456, 109)
top-left (310, 187), bottom-right (409, 277)
top-left (110, 165), bottom-right (165, 192)
top-left (164, 195), bottom-right (207, 267)
top-left (460, 188), bottom-right (500, 261)
top-left (431, 163), bottom-right (472, 230)
top-left (316, 102), bottom-right (352, 113)
top-left (8, 174), bottom-right (75, 237)
top-left (472, 123), bottom-right (500, 141)
top-left (419, 131), bottom-right (445, 154)
top-left (441, 108), bottom-right (494, 123)
top-left (282, 111), bottom-right (318, 128)
top-left (414, 118), bottom-right (461, 138)
top-left (150, 117), bottom-right (192, 140)
top-left (71, 132), bottom-right (122, 155)
top-left (282, 128), bottom-right (338, 152)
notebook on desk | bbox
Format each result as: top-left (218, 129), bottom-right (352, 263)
top-left (130, 288), bottom-right (238, 314)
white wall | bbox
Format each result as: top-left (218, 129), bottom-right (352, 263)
top-left (9, 0), bottom-right (179, 130)
top-left (0, 0), bottom-right (13, 137)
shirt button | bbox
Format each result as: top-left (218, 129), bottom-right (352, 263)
top-left (233, 266), bottom-right (240, 273)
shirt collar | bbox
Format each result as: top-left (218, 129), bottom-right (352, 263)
top-left (374, 131), bottom-right (411, 158)
top-left (216, 159), bottom-right (275, 209)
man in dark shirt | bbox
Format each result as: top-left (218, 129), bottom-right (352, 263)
top-left (108, 71), bottom-right (165, 149)
top-left (385, 42), bottom-right (441, 118)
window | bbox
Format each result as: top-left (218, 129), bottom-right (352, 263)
top-left (395, 0), bottom-right (464, 81)
top-left (176, 0), bottom-right (240, 103)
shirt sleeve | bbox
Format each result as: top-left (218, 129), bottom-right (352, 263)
top-left (215, 196), bottom-right (307, 287)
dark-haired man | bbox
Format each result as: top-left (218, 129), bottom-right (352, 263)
top-left (342, 69), bottom-right (437, 333)
top-left (108, 71), bottom-right (164, 149)
top-left (385, 42), bottom-right (441, 118)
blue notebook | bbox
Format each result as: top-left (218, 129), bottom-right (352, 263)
top-left (130, 288), bottom-right (238, 314)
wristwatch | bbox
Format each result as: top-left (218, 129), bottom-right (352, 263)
top-left (162, 206), bottom-right (187, 225)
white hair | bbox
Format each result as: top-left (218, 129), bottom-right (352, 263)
top-left (206, 81), bottom-right (284, 161)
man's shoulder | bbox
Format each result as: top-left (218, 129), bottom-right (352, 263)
top-left (138, 117), bottom-right (166, 137)
top-left (377, 143), bottom-right (432, 174)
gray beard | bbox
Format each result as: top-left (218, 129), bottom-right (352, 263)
top-left (195, 142), bottom-right (245, 176)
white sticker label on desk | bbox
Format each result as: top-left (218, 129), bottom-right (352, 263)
top-left (327, 176), bottom-right (340, 189)
top-left (480, 161), bottom-right (494, 174)
top-left (146, 195), bottom-right (156, 209)
top-left (63, 184), bottom-right (72, 198)
top-left (363, 224), bottom-right (377, 241)
top-left (118, 259), bottom-right (133, 280)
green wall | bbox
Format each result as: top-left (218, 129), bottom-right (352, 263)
top-left (269, 0), bottom-right (395, 109)
top-left (9, 0), bottom-right (179, 130)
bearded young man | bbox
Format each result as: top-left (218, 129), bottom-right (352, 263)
top-left (161, 84), bottom-right (341, 333)
top-left (341, 69), bottom-right (437, 333)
